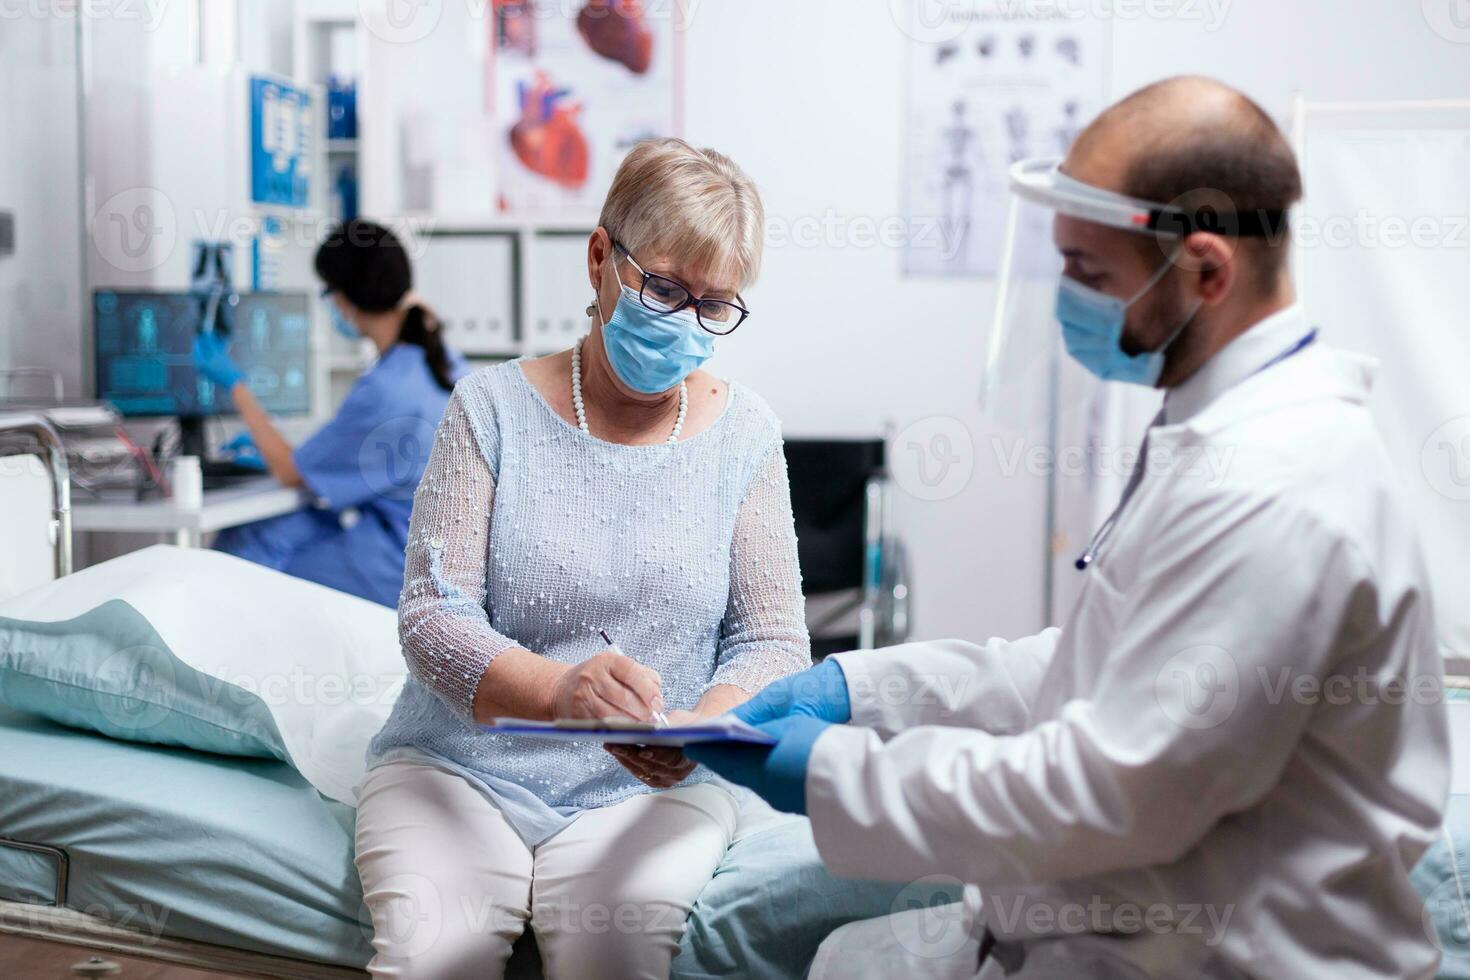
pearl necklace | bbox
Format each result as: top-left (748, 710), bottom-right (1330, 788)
top-left (571, 337), bottom-right (687, 444)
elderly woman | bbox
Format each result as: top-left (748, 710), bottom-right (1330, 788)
top-left (354, 138), bottom-right (811, 980)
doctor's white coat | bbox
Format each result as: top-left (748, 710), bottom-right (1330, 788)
top-left (808, 307), bottom-right (1449, 979)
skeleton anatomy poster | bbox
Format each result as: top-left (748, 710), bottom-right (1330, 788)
top-left (901, 4), bottom-right (1108, 277)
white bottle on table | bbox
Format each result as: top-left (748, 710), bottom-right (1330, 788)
top-left (171, 455), bottom-right (203, 509)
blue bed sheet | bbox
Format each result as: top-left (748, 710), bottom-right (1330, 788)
top-left (0, 705), bottom-right (953, 977)
top-left (0, 704), bottom-right (372, 966)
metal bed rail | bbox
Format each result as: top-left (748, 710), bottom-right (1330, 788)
top-left (0, 900), bottom-right (367, 979)
top-left (0, 411), bottom-right (73, 580)
top-left (0, 838), bottom-right (69, 907)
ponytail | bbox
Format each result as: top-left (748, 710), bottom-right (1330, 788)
top-left (399, 304), bottom-right (456, 392)
top-left (316, 219), bottom-right (455, 390)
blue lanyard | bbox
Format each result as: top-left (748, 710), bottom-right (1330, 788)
top-left (1075, 329), bottom-right (1318, 572)
top-left (1248, 328), bottom-right (1318, 379)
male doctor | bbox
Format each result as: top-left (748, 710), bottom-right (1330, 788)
top-left (690, 76), bottom-right (1449, 978)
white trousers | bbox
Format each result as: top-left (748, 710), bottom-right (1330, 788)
top-left (354, 760), bottom-right (740, 980)
top-left (808, 905), bottom-right (988, 980)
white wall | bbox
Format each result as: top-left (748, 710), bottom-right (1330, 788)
top-left (0, 15), bottom-right (83, 396)
top-left (683, 0), bottom-right (1470, 644)
top-left (9, 2), bottom-right (1470, 642)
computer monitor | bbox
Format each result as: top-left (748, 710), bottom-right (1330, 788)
top-left (93, 289), bottom-right (313, 420)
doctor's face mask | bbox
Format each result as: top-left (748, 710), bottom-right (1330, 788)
top-left (1051, 216), bottom-right (1201, 387)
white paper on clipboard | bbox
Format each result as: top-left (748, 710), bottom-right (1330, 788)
top-left (485, 715), bottom-right (776, 747)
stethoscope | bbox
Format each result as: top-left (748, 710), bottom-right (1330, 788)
top-left (1075, 328), bottom-right (1319, 572)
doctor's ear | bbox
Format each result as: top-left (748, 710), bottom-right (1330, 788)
top-left (1180, 233), bottom-right (1237, 306)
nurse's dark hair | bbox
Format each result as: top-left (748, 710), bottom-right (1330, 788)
top-left (314, 219), bottom-right (455, 392)
top-left (1082, 76), bottom-right (1303, 292)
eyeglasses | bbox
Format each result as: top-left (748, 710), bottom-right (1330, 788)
top-left (613, 241), bottom-right (749, 336)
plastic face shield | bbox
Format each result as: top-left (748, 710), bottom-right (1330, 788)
top-left (982, 158), bottom-right (1190, 423)
top-left (983, 157), bottom-right (1290, 416)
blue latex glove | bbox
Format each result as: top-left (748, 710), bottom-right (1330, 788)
top-left (732, 658), bottom-right (852, 727)
top-left (686, 715), bottom-right (832, 815)
top-left (221, 432), bottom-right (267, 471)
top-left (193, 331), bottom-right (245, 389)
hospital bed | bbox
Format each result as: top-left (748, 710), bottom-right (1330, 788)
top-left (0, 417), bottom-right (936, 979)
top-left (0, 694), bottom-right (925, 980)
top-left (0, 414), bottom-right (357, 976)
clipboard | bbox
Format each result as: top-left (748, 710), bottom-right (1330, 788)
top-left (484, 716), bottom-right (775, 747)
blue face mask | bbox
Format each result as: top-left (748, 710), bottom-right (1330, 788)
top-left (329, 303), bottom-right (358, 340)
top-left (598, 283), bottom-right (715, 394)
top-left (1056, 257), bottom-right (1196, 387)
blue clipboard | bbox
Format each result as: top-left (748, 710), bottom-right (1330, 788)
top-left (483, 717), bottom-right (776, 747)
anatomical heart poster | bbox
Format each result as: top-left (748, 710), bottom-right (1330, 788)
top-left (491, 0), bottom-right (684, 216)
top-left (900, 3), bottom-right (1107, 277)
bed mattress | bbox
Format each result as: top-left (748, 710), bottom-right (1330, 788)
top-left (0, 703), bottom-right (957, 978)
top-left (0, 705), bottom-right (372, 967)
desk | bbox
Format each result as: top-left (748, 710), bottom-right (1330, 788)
top-left (72, 478), bottom-right (305, 548)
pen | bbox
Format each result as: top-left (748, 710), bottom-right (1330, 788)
top-left (599, 629), bottom-right (670, 728)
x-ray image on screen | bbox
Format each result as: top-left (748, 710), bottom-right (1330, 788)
top-left (94, 290), bottom-right (311, 418)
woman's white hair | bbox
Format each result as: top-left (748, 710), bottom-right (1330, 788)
top-left (597, 137), bottom-right (765, 289)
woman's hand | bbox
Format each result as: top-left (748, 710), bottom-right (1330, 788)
top-left (606, 710), bottom-right (699, 789)
top-left (551, 650), bottom-right (664, 722)
top-left (192, 331), bottom-right (246, 389)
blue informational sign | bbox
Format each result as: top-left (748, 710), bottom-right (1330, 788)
top-left (250, 76), bottom-right (313, 209)
top-left (253, 215), bottom-right (287, 290)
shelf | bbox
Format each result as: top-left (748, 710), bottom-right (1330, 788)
top-left (382, 212), bottom-right (601, 236)
top-left (328, 353), bottom-right (368, 372)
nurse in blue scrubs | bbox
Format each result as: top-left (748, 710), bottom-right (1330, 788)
top-left (195, 219), bottom-right (467, 606)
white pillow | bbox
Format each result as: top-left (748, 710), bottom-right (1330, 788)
top-left (0, 545), bottom-right (405, 804)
